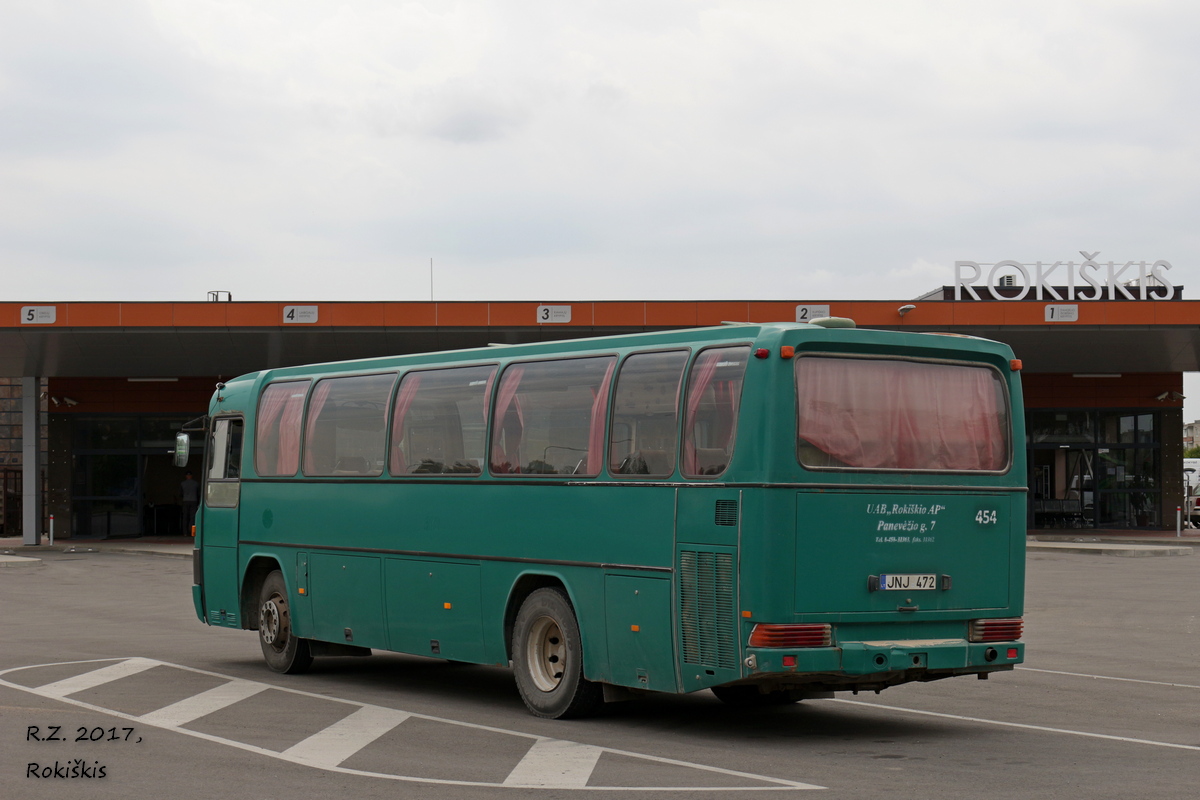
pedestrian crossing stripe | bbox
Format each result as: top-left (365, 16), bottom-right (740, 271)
top-left (0, 658), bottom-right (824, 791)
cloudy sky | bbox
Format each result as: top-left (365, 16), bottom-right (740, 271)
top-left (1, 0), bottom-right (1197, 307)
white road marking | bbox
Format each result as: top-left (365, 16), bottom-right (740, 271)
top-left (281, 704), bottom-right (411, 767)
top-left (833, 698), bottom-right (1200, 752)
top-left (1017, 666), bottom-right (1200, 690)
top-left (504, 738), bottom-right (605, 788)
top-left (34, 657), bottom-right (158, 698)
top-left (0, 658), bottom-right (823, 791)
top-left (139, 679), bottom-right (269, 727)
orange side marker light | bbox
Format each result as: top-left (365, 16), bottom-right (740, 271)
top-left (1010, 359), bottom-right (1022, 371)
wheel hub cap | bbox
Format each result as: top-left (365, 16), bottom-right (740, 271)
top-left (260, 599), bottom-right (282, 645)
top-left (526, 615), bottom-right (566, 692)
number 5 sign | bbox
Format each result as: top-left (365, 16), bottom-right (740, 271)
top-left (21, 306), bottom-right (57, 324)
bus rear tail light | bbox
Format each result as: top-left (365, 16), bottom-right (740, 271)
top-left (748, 624), bottom-right (832, 648)
top-left (969, 618), bottom-right (1023, 642)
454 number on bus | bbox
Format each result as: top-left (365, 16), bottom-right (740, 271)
top-left (975, 509), bottom-right (999, 525)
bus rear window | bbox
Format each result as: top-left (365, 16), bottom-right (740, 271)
top-left (796, 356), bottom-right (1009, 472)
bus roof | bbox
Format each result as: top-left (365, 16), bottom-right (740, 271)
top-left (225, 321), bottom-right (1017, 389)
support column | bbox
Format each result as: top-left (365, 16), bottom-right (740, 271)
top-left (1160, 408), bottom-right (1183, 530)
top-left (22, 376), bottom-right (43, 545)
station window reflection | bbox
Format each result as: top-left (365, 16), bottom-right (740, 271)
top-left (1029, 409), bottom-right (1161, 530)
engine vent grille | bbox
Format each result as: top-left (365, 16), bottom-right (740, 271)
top-left (679, 550), bottom-right (737, 669)
top-left (209, 609), bottom-right (239, 627)
top-left (714, 499), bottom-right (738, 526)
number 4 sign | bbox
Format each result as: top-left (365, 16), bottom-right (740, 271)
top-left (283, 306), bottom-right (319, 324)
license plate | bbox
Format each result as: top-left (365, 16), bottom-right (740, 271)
top-left (879, 573), bottom-right (937, 590)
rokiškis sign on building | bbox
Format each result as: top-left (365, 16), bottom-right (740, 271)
top-left (954, 251), bottom-right (1176, 301)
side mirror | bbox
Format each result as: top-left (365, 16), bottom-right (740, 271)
top-left (173, 432), bottom-right (191, 467)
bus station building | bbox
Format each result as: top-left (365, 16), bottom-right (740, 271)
top-left (1, 291), bottom-right (1195, 542)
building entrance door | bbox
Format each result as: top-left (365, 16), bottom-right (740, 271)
top-left (70, 415), bottom-right (204, 539)
top-left (1030, 447), bottom-right (1094, 528)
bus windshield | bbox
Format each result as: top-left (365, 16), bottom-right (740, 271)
top-left (796, 355), bottom-right (1009, 472)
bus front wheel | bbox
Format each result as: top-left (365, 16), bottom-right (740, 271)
top-left (512, 588), bottom-right (601, 719)
top-left (258, 571), bottom-right (313, 674)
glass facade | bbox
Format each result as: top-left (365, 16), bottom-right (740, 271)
top-left (70, 414), bottom-right (204, 538)
top-left (1028, 410), bottom-right (1161, 529)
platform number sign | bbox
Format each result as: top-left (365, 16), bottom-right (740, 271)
top-left (536, 305), bottom-right (572, 324)
top-left (795, 305), bottom-right (831, 323)
top-left (20, 306), bottom-right (57, 324)
top-left (283, 306), bottom-right (319, 324)
top-left (1045, 304), bottom-right (1079, 322)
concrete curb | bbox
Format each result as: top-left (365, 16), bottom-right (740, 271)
top-left (94, 548), bottom-right (192, 560)
top-left (0, 554), bottom-right (43, 567)
top-left (1027, 542), bottom-right (1192, 557)
top-left (5, 543), bottom-right (192, 560)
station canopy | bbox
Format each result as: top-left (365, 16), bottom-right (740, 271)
top-left (2, 299), bottom-right (1200, 378)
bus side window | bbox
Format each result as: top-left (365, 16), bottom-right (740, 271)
top-left (609, 350), bottom-right (688, 478)
top-left (682, 346), bottom-right (750, 478)
top-left (256, 380), bottom-right (311, 477)
top-left (490, 357), bottom-right (616, 477)
top-left (303, 374), bottom-right (396, 477)
top-left (390, 365), bottom-right (496, 475)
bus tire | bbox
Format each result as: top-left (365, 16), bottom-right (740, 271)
top-left (257, 570), bottom-right (313, 674)
top-left (512, 588), bottom-right (602, 719)
top-left (711, 685), bottom-right (799, 707)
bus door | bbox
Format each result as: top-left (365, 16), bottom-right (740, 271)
top-left (201, 416), bottom-right (244, 628)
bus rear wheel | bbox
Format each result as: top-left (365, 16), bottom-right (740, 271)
top-left (512, 588), bottom-right (601, 719)
top-left (711, 685), bottom-right (800, 707)
top-left (258, 570), bottom-right (313, 674)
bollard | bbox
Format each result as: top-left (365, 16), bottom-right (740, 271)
top-left (49, 514), bottom-right (54, 546)
top-left (1176, 506), bottom-right (1182, 538)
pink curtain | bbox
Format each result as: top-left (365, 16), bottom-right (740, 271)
top-left (277, 387), bottom-right (308, 475)
top-left (255, 384), bottom-right (289, 475)
top-left (482, 368), bottom-right (496, 424)
top-left (712, 379), bottom-right (740, 452)
top-left (256, 381), bottom-right (309, 475)
top-left (389, 374), bottom-right (423, 474)
top-left (796, 358), bottom-right (1007, 471)
top-left (490, 366), bottom-right (525, 472)
top-left (302, 381), bottom-right (333, 474)
top-left (585, 359), bottom-right (617, 475)
top-left (683, 350), bottom-right (725, 475)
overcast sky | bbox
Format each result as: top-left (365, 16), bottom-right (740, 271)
top-left (2, 0), bottom-right (1197, 309)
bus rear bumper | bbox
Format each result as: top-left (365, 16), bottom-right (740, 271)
top-left (747, 639), bottom-right (1024, 678)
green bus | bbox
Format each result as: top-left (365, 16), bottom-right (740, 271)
top-left (188, 319), bottom-right (1026, 718)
